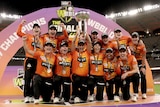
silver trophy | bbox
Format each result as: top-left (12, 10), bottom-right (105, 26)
top-left (75, 10), bottom-right (90, 33)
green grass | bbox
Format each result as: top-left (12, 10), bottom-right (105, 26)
top-left (154, 84), bottom-right (160, 94)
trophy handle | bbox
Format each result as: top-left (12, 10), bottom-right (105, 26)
top-left (78, 20), bottom-right (87, 33)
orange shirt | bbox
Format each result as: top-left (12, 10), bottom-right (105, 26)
top-left (103, 57), bottom-right (118, 80)
top-left (54, 53), bottom-right (72, 77)
top-left (41, 29), bottom-right (68, 52)
top-left (101, 40), bottom-right (118, 55)
top-left (113, 35), bottom-right (132, 56)
top-left (34, 51), bottom-right (56, 78)
top-left (118, 54), bottom-right (137, 74)
top-left (71, 50), bottom-right (90, 76)
top-left (16, 24), bottom-right (43, 58)
top-left (129, 42), bottom-right (146, 60)
top-left (116, 35), bottom-right (132, 46)
top-left (89, 52), bottom-right (104, 76)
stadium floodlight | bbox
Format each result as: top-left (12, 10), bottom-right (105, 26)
top-left (143, 5), bottom-right (153, 11)
top-left (106, 13), bottom-right (115, 18)
top-left (121, 11), bottom-right (128, 16)
top-left (105, 3), bottom-right (160, 19)
top-left (128, 9), bottom-right (138, 16)
top-left (143, 4), bottom-right (160, 11)
top-left (0, 12), bottom-right (22, 20)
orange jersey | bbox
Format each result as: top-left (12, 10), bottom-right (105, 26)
top-left (71, 50), bottom-right (90, 76)
top-left (41, 29), bottom-right (68, 52)
top-left (116, 35), bottom-right (132, 46)
top-left (54, 53), bottom-right (72, 77)
top-left (34, 51), bottom-right (56, 78)
top-left (103, 57), bottom-right (118, 80)
top-left (129, 42), bottom-right (146, 60)
top-left (101, 40), bottom-right (118, 55)
top-left (110, 40), bottom-right (121, 57)
top-left (16, 24), bottom-right (43, 58)
top-left (25, 35), bottom-right (43, 58)
top-left (90, 52), bottom-right (104, 76)
top-left (118, 54), bottom-right (137, 74)
top-left (112, 35), bottom-right (132, 56)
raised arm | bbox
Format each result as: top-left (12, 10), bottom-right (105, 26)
top-left (71, 31), bottom-right (78, 52)
top-left (86, 33), bottom-right (92, 53)
top-left (16, 19), bottom-right (26, 37)
top-left (57, 23), bottom-right (69, 41)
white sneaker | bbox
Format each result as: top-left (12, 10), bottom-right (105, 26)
top-left (135, 94), bottom-right (139, 99)
top-left (142, 94), bottom-right (147, 99)
top-left (60, 97), bottom-right (65, 102)
top-left (69, 95), bottom-right (75, 103)
top-left (88, 94), bottom-right (94, 102)
top-left (34, 99), bottom-right (39, 104)
top-left (39, 97), bottom-right (43, 102)
top-left (74, 97), bottom-right (81, 103)
top-left (114, 96), bottom-right (120, 102)
top-left (53, 97), bottom-right (60, 103)
top-left (24, 96), bottom-right (29, 103)
top-left (131, 95), bottom-right (137, 102)
top-left (29, 97), bottom-right (34, 103)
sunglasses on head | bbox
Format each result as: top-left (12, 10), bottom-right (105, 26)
top-left (119, 49), bottom-right (126, 52)
top-left (102, 36), bottom-right (108, 39)
top-left (115, 31), bottom-right (121, 33)
top-left (132, 35), bottom-right (138, 38)
top-left (106, 50), bottom-right (113, 53)
top-left (78, 43), bottom-right (85, 46)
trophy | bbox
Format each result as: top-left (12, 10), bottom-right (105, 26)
top-left (75, 10), bottom-right (90, 33)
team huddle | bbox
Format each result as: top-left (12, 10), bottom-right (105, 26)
top-left (16, 19), bottom-right (147, 104)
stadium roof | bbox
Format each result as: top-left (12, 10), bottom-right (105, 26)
top-left (116, 8), bottom-right (160, 34)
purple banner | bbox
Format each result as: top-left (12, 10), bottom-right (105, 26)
top-left (0, 7), bottom-right (130, 95)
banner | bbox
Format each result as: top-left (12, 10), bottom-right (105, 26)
top-left (0, 7), bottom-right (154, 95)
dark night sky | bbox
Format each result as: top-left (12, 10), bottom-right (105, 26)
top-left (0, 0), bottom-right (160, 15)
